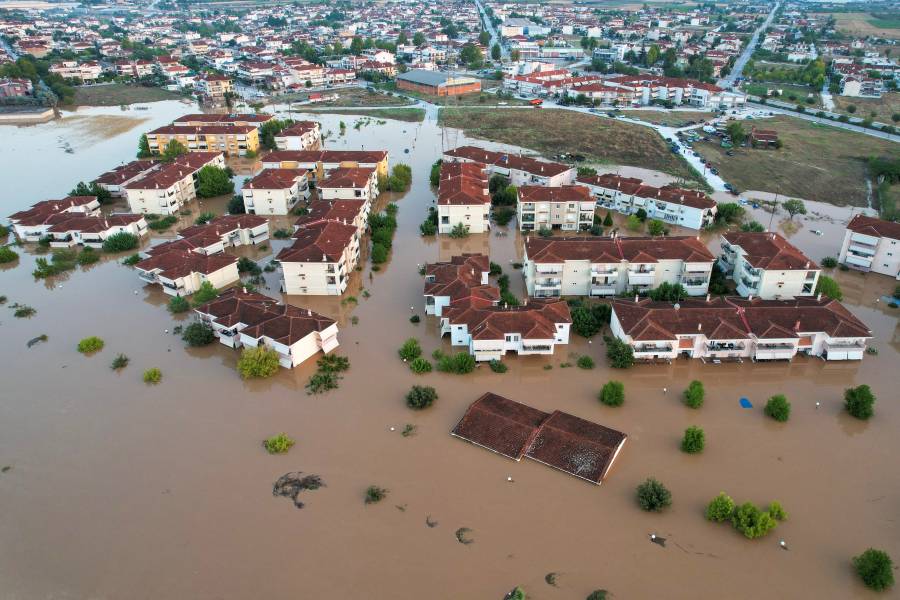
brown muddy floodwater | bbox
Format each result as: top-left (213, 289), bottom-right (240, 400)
top-left (0, 102), bottom-right (898, 600)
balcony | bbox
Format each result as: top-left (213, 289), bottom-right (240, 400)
top-left (536, 266), bottom-right (562, 275)
top-left (535, 277), bottom-right (561, 289)
top-left (754, 343), bottom-right (796, 361)
top-left (683, 278), bottom-right (708, 287)
top-left (591, 266), bottom-right (617, 276)
top-left (627, 269), bottom-right (655, 285)
top-left (590, 285), bottom-right (617, 296)
top-left (521, 344), bottom-right (552, 352)
top-left (844, 254), bottom-right (872, 268)
top-left (707, 342), bottom-right (746, 351)
top-left (138, 272), bottom-right (158, 284)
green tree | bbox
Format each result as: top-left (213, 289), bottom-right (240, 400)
top-left (181, 321), bottom-right (216, 347)
top-left (168, 296), bottom-right (190, 313)
top-left (102, 232), bottom-right (138, 253)
top-left (603, 211), bottom-right (613, 227)
top-left (681, 426), bottom-right (705, 453)
top-left (196, 165), bottom-right (234, 198)
top-left (459, 44), bottom-right (483, 68)
top-left (161, 139), bottom-right (188, 161)
top-left (77, 336), bottom-right (105, 354)
top-left (782, 198), bottom-right (807, 220)
top-left (764, 394), bottom-right (791, 422)
top-left (815, 275), bottom-right (842, 300)
top-left (137, 134), bottom-right (152, 158)
top-left (350, 36), bottom-right (364, 55)
top-left (192, 281), bottom-right (219, 305)
top-left (491, 43), bottom-right (501, 61)
top-left (706, 492), bottom-right (735, 522)
top-left (716, 202), bottom-right (745, 224)
top-left (398, 337), bottom-right (422, 361)
top-left (646, 44), bottom-right (660, 66)
top-left (599, 380), bottom-right (625, 407)
top-left (412, 32), bottom-right (425, 46)
top-left (406, 385), bottom-right (437, 409)
top-left (259, 118), bottom-right (296, 150)
top-left (853, 548), bottom-right (894, 591)
top-left (726, 121), bottom-right (746, 145)
top-left (625, 214), bottom-right (642, 231)
top-left (227, 195), bottom-right (246, 215)
top-left (237, 345), bottom-right (280, 379)
top-left (605, 336), bottom-right (634, 368)
top-left (479, 31), bottom-right (491, 46)
top-left (683, 380), bottom-right (704, 408)
top-left (845, 385), bottom-right (876, 420)
top-left (636, 477), bottom-right (672, 512)
top-left (647, 219), bottom-right (667, 236)
top-left (731, 502), bottom-right (777, 539)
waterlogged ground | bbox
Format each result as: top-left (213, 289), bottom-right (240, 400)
top-left (0, 102), bottom-right (898, 599)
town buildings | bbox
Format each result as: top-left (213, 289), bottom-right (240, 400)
top-left (423, 254), bottom-right (496, 316)
top-left (277, 221), bottom-right (361, 296)
top-left (274, 121), bottom-right (321, 151)
top-left (123, 152), bottom-right (226, 215)
top-left (261, 150), bottom-right (389, 181)
top-left (577, 173), bottom-right (717, 230)
top-left (242, 168), bottom-right (310, 215)
top-left (396, 70), bottom-right (481, 96)
top-left (436, 161), bottom-right (491, 235)
top-left (194, 288), bottom-right (339, 368)
top-left (47, 214), bottom-right (149, 249)
top-left (9, 196), bottom-right (102, 242)
top-left (135, 250), bottom-right (240, 297)
top-left (718, 232), bottom-right (820, 299)
top-left (152, 214), bottom-right (270, 255)
top-left (523, 235), bottom-right (715, 298)
top-left (317, 167), bottom-right (378, 203)
top-left (516, 185), bottom-right (595, 232)
top-left (609, 296), bottom-right (871, 362)
top-left (838, 215), bottom-right (900, 279)
top-left (144, 124), bottom-right (259, 157)
top-left (443, 146), bottom-right (576, 187)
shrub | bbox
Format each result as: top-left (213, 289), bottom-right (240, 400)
top-left (12, 304), bottom-right (36, 318)
top-left (764, 394), bottom-right (791, 422)
top-left (273, 228), bottom-right (292, 239)
top-left (493, 206), bottom-right (515, 226)
top-left (317, 354), bottom-right (350, 373)
top-left (705, 492), bottom-right (735, 522)
top-left (195, 211), bottom-right (216, 225)
top-left (577, 355), bottom-right (595, 369)
top-left (436, 351), bottom-right (476, 374)
top-left (768, 501), bottom-right (787, 521)
top-left (845, 385), bottom-right (876, 420)
top-left (489, 359), bottom-right (507, 373)
top-left (406, 385), bottom-right (437, 410)
top-left (586, 591), bottom-right (608, 600)
top-left (489, 262), bottom-right (502, 276)
top-left (168, 296), bottom-right (190, 313)
top-left (147, 216), bottom-right (177, 231)
top-left (647, 219), bottom-right (667, 236)
top-left (419, 218), bottom-right (437, 235)
top-left (409, 357), bottom-right (432, 374)
top-left (449, 222), bottom-right (470, 238)
top-left (599, 380), bottom-right (625, 407)
top-left (77, 248), bottom-right (100, 265)
top-left (815, 275), bottom-right (842, 301)
top-left (181, 321), bottom-right (216, 347)
top-left (0, 245), bottom-right (19, 263)
top-left (371, 242), bottom-right (388, 264)
top-left (306, 371), bottom-right (338, 394)
top-left (365, 485), bottom-right (388, 504)
top-left (110, 354), bottom-right (129, 370)
top-left (192, 281), bottom-right (219, 305)
top-left (227, 195), bottom-right (245, 214)
top-left (683, 380), bottom-right (704, 408)
top-left (143, 368), bottom-right (162, 384)
top-left (77, 336), bottom-right (104, 354)
top-left (821, 256), bottom-right (837, 268)
top-left (605, 336), bottom-right (634, 369)
top-left (681, 426), bottom-right (705, 453)
top-left (853, 549), bottom-right (894, 592)
top-left (263, 433), bottom-right (295, 454)
top-left (538, 225), bottom-right (553, 238)
top-left (731, 502), bottom-right (776, 539)
top-left (102, 232), bottom-right (139, 252)
top-left (398, 337), bottom-right (422, 361)
top-left (409, 314), bottom-right (420, 323)
top-left (237, 256), bottom-right (261, 274)
top-left (122, 253), bottom-right (141, 266)
top-left (508, 588), bottom-right (526, 600)
top-left (237, 345), bottom-right (280, 379)
top-left (636, 477), bottom-right (672, 512)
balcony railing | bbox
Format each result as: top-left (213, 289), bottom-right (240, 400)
top-left (521, 344), bottom-right (552, 352)
top-left (536, 278), bottom-right (561, 287)
top-left (634, 345), bottom-right (673, 353)
top-left (707, 343), bottom-right (746, 351)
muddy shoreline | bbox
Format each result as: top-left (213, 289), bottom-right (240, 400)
top-left (0, 102), bottom-right (897, 599)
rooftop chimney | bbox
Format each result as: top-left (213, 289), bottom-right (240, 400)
top-left (634, 294), bottom-right (639, 303)
top-left (706, 293), bottom-right (711, 302)
top-left (698, 322), bottom-right (702, 331)
top-left (817, 292), bottom-right (822, 301)
top-left (748, 295), bottom-right (753, 301)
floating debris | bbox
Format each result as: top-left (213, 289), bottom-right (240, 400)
top-left (395, 504), bottom-right (407, 512)
top-left (545, 572), bottom-right (559, 587)
top-left (26, 334), bottom-right (48, 348)
top-left (425, 515), bottom-right (438, 528)
top-left (650, 533), bottom-right (666, 547)
top-left (272, 472), bottom-right (324, 509)
top-left (1, 466), bottom-right (11, 473)
top-left (401, 424), bottom-right (417, 437)
top-left (455, 527), bottom-right (474, 545)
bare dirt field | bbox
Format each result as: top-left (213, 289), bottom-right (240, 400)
top-left (832, 93), bottom-right (900, 125)
top-left (72, 84), bottom-right (183, 107)
top-left (828, 12), bottom-right (900, 39)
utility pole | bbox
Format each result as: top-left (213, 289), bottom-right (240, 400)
top-left (768, 193), bottom-right (778, 231)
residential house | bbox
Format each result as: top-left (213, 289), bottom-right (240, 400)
top-left (578, 173), bottom-right (717, 230)
top-left (194, 288), bottom-right (339, 368)
top-left (277, 221), bottom-right (361, 295)
top-left (317, 167), bottom-right (378, 203)
top-left (423, 253), bottom-right (497, 316)
top-left (719, 232), bottom-right (820, 299)
top-left (92, 159), bottom-right (159, 197)
top-left (242, 169), bottom-right (310, 215)
top-left (274, 121), bottom-right (321, 151)
top-left (124, 152), bottom-right (225, 215)
top-left (437, 161), bottom-right (491, 234)
top-left (523, 235), bottom-right (715, 298)
top-left (294, 199), bottom-right (370, 236)
top-left (516, 185), bottom-right (595, 232)
top-left (261, 149), bottom-right (389, 180)
top-left (838, 215), bottom-right (900, 279)
top-left (48, 60), bottom-right (103, 82)
top-left (144, 124), bottom-right (259, 156)
top-left (151, 214), bottom-right (269, 256)
top-left (195, 74), bottom-right (234, 105)
top-left (9, 196), bottom-right (102, 242)
top-left (172, 113), bottom-right (272, 128)
top-left (609, 296), bottom-right (871, 362)
top-left (135, 250), bottom-right (239, 297)
top-left (443, 146), bottom-right (576, 187)
top-left (47, 214), bottom-right (148, 248)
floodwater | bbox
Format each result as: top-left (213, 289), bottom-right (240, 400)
top-left (0, 102), bottom-right (898, 599)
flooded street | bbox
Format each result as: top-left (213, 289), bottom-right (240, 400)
top-left (0, 102), bottom-right (898, 599)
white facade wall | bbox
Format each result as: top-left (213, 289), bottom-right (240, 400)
top-left (838, 229), bottom-right (900, 279)
top-left (437, 203), bottom-right (490, 234)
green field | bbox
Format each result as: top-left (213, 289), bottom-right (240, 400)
top-left (308, 107), bottom-right (425, 122)
top-left (73, 84), bottom-right (183, 106)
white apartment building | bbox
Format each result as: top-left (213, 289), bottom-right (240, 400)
top-left (423, 254), bottom-right (496, 317)
top-left (242, 169), bottom-right (310, 215)
top-left (719, 232), bottom-right (820, 299)
top-left (274, 121), bottom-right (321, 151)
top-left (277, 221), bottom-right (361, 295)
top-left (48, 60), bottom-right (103, 82)
top-left (317, 167), bottom-right (378, 203)
top-left (437, 161), bottom-right (491, 234)
top-left (610, 296), bottom-right (871, 362)
top-left (443, 146), bottom-right (576, 187)
top-left (135, 250), bottom-right (240, 297)
top-left (123, 152), bottom-right (225, 215)
top-left (517, 185), bottom-right (595, 232)
top-left (578, 174), bottom-right (717, 230)
top-left (47, 214), bottom-right (148, 249)
top-left (838, 214), bottom-right (900, 279)
top-left (9, 195), bottom-right (102, 242)
top-left (524, 235), bottom-right (715, 297)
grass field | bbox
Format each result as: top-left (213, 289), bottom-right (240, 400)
top-left (829, 12), bottom-right (900, 39)
top-left (73, 84), bottom-right (183, 106)
top-left (832, 94), bottom-right (900, 125)
top-left (439, 107), bottom-right (702, 182)
top-left (743, 82), bottom-right (821, 107)
top-left (308, 107), bottom-right (425, 122)
top-left (692, 116), bottom-right (897, 207)
top-left (279, 87), bottom-right (414, 107)
top-left (618, 110), bottom-right (714, 127)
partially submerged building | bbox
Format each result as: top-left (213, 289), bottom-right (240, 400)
top-left (194, 288), bottom-right (339, 369)
top-left (443, 146), bottom-right (576, 187)
top-left (241, 168), bottom-right (310, 215)
top-left (451, 392), bottom-right (627, 485)
top-left (277, 221), bottom-right (361, 295)
top-left (9, 196), bottom-right (102, 242)
top-left (423, 253), bottom-right (497, 316)
top-left (516, 185), bottom-right (595, 232)
top-left (838, 214), bottom-right (900, 279)
top-left (609, 296), bottom-right (871, 362)
top-left (135, 250), bottom-right (239, 297)
top-left (436, 161), bottom-right (491, 235)
top-left (718, 232), bottom-right (819, 299)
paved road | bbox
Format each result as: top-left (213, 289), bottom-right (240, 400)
top-left (747, 100), bottom-right (898, 142)
top-left (474, 0), bottom-right (506, 58)
top-left (718, 2), bottom-right (780, 89)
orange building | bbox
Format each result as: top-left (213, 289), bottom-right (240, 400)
top-left (396, 69), bottom-right (481, 96)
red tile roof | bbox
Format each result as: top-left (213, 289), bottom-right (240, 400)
top-left (276, 221), bottom-right (357, 263)
top-left (9, 196), bottom-right (98, 225)
top-left (846, 214), bottom-right (900, 240)
top-left (136, 249), bottom-right (237, 279)
top-left (424, 254), bottom-right (497, 304)
top-left (244, 168), bottom-right (305, 190)
top-left (294, 200), bottom-right (366, 229)
top-left (318, 167), bottom-right (374, 189)
top-left (262, 149), bottom-right (388, 164)
top-left (173, 113), bottom-right (271, 125)
top-left (444, 145), bottom-right (573, 178)
top-left (518, 185), bottom-right (591, 203)
top-left (526, 236), bottom-right (714, 263)
top-left (438, 161), bottom-right (489, 206)
top-left (277, 121), bottom-right (319, 137)
top-left (46, 213), bottom-right (144, 233)
top-left (445, 298), bottom-right (571, 341)
top-left (724, 231), bottom-right (817, 270)
top-left (147, 124), bottom-right (256, 136)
